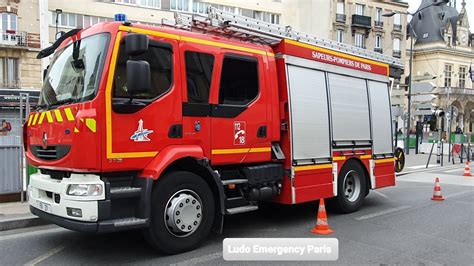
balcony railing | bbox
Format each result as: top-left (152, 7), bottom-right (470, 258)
top-left (393, 24), bottom-right (402, 32)
top-left (438, 87), bottom-right (474, 95)
top-left (374, 20), bottom-right (384, 27)
top-left (0, 80), bottom-right (21, 89)
top-left (336, 13), bottom-right (346, 23)
top-left (374, 47), bottom-right (383, 53)
top-left (393, 50), bottom-right (401, 58)
top-left (352, 14), bottom-right (371, 28)
top-left (0, 30), bottom-right (27, 47)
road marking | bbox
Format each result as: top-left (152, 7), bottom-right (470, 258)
top-left (24, 244), bottom-right (67, 266)
top-left (354, 206), bottom-right (411, 221)
top-left (0, 227), bottom-right (66, 241)
top-left (444, 190), bottom-right (473, 199)
top-left (171, 252), bottom-right (222, 266)
top-left (372, 190), bottom-right (389, 199)
top-left (444, 168), bottom-right (463, 173)
top-left (408, 164), bottom-right (437, 169)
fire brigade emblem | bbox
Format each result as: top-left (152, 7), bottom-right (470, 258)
top-left (130, 119), bottom-right (154, 142)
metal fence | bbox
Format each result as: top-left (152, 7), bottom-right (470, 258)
top-left (0, 93), bottom-right (30, 199)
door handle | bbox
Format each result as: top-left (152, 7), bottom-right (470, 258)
top-left (257, 126), bottom-right (267, 138)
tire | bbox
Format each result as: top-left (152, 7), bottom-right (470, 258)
top-left (143, 171), bottom-right (215, 254)
top-left (331, 160), bottom-right (368, 213)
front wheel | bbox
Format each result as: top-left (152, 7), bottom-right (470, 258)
top-left (144, 171), bottom-right (215, 254)
top-left (331, 160), bottom-right (367, 213)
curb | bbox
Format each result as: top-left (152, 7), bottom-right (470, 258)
top-left (0, 215), bottom-right (50, 231)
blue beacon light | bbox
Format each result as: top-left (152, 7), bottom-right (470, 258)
top-left (114, 13), bottom-right (128, 22)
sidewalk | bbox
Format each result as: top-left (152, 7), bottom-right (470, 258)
top-left (0, 201), bottom-right (48, 231)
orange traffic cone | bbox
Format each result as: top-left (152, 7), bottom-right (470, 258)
top-left (463, 161), bottom-right (472, 176)
top-left (431, 177), bottom-right (445, 201)
top-left (311, 198), bottom-right (334, 235)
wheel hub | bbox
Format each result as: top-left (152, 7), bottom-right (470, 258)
top-left (343, 170), bottom-right (361, 203)
top-left (165, 189), bottom-right (202, 237)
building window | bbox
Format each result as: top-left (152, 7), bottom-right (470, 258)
top-left (375, 34), bottom-right (382, 48)
top-left (337, 0), bottom-right (345, 15)
top-left (140, 0), bottom-right (161, 8)
top-left (459, 66), bottom-right (467, 89)
top-left (336, 29), bottom-right (344, 43)
top-left (394, 13), bottom-right (401, 26)
top-left (444, 64), bottom-right (453, 88)
top-left (375, 8), bottom-right (382, 22)
top-left (193, 1), bottom-right (211, 14)
top-left (355, 4), bottom-right (364, 16)
top-left (214, 4), bottom-right (238, 14)
top-left (393, 37), bottom-right (400, 51)
top-left (0, 58), bottom-right (19, 88)
top-left (171, 0), bottom-right (190, 12)
top-left (219, 56), bottom-right (259, 106)
top-left (115, 0), bottom-right (137, 4)
top-left (185, 51), bottom-right (215, 103)
top-left (253, 11), bottom-right (280, 24)
top-left (354, 33), bottom-right (365, 48)
top-left (1, 13), bottom-right (18, 32)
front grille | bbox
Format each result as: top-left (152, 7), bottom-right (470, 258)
top-left (31, 145), bottom-right (71, 161)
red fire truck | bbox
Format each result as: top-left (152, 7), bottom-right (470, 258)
top-left (25, 9), bottom-right (403, 254)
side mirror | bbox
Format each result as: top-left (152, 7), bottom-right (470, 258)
top-left (126, 60), bottom-right (151, 96)
top-left (125, 33), bottom-right (149, 56)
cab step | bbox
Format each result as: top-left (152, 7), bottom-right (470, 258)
top-left (98, 217), bottom-right (148, 232)
top-left (226, 205), bottom-right (258, 215)
top-left (221, 179), bottom-right (248, 186)
top-left (109, 186), bottom-right (142, 199)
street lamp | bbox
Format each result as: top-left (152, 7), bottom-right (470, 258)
top-left (55, 9), bottom-right (63, 40)
top-left (383, 0), bottom-right (448, 155)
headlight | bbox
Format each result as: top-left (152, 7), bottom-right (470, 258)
top-left (66, 184), bottom-right (103, 196)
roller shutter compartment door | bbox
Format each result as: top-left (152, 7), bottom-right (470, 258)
top-left (287, 65), bottom-right (331, 161)
top-left (368, 80), bottom-right (393, 155)
top-left (328, 73), bottom-right (371, 143)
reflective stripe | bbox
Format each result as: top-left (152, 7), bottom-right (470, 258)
top-left (37, 112), bottom-right (46, 125)
top-left (54, 110), bottom-right (63, 122)
top-left (333, 156), bottom-right (346, 161)
top-left (31, 113), bottom-right (39, 126)
top-left (27, 114), bottom-right (34, 126)
top-left (64, 108), bottom-right (75, 121)
top-left (211, 147), bottom-right (271, 155)
top-left (374, 158), bottom-right (395, 164)
top-left (46, 111), bottom-right (53, 123)
top-left (360, 155), bottom-right (372, 159)
top-left (85, 118), bottom-right (97, 133)
top-left (294, 164), bottom-right (333, 172)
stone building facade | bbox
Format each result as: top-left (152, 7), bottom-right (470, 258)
top-left (409, 0), bottom-right (473, 132)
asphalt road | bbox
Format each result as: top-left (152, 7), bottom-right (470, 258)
top-left (1, 166), bottom-right (473, 265)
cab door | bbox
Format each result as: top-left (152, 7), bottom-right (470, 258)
top-left (106, 32), bottom-right (182, 170)
top-left (210, 51), bottom-right (271, 165)
top-left (180, 42), bottom-right (219, 158)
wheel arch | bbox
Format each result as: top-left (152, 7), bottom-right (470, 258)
top-left (342, 157), bottom-right (371, 196)
top-left (158, 157), bottom-right (226, 233)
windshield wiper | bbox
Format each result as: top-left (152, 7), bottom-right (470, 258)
top-left (33, 103), bottom-right (49, 111)
top-left (48, 98), bottom-right (77, 108)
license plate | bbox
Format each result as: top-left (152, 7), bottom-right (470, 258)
top-left (37, 200), bottom-right (52, 213)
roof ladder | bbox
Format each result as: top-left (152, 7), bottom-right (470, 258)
top-left (162, 7), bottom-right (404, 69)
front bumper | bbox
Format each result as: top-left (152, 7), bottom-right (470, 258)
top-left (29, 172), bottom-right (152, 233)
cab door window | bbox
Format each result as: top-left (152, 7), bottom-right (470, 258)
top-left (218, 55), bottom-right (259, 106)
top-left (185, 51), bottom-right (215, 103)
top-left (113, 40), bottom-right (173, 100)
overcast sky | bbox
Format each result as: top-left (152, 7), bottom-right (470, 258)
top-left (404, 0), bottom-right (474, 31)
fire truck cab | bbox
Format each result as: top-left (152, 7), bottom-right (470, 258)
top-left (25, 10), bottom-right (402, 254)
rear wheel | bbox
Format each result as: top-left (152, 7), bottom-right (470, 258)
top-left (331, 160), bottom-right (367, 213)
top-left (144, 171), bottom-right (215, 254)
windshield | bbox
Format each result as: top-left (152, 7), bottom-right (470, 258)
top-left (39, 33), bottom-right (110, 107)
